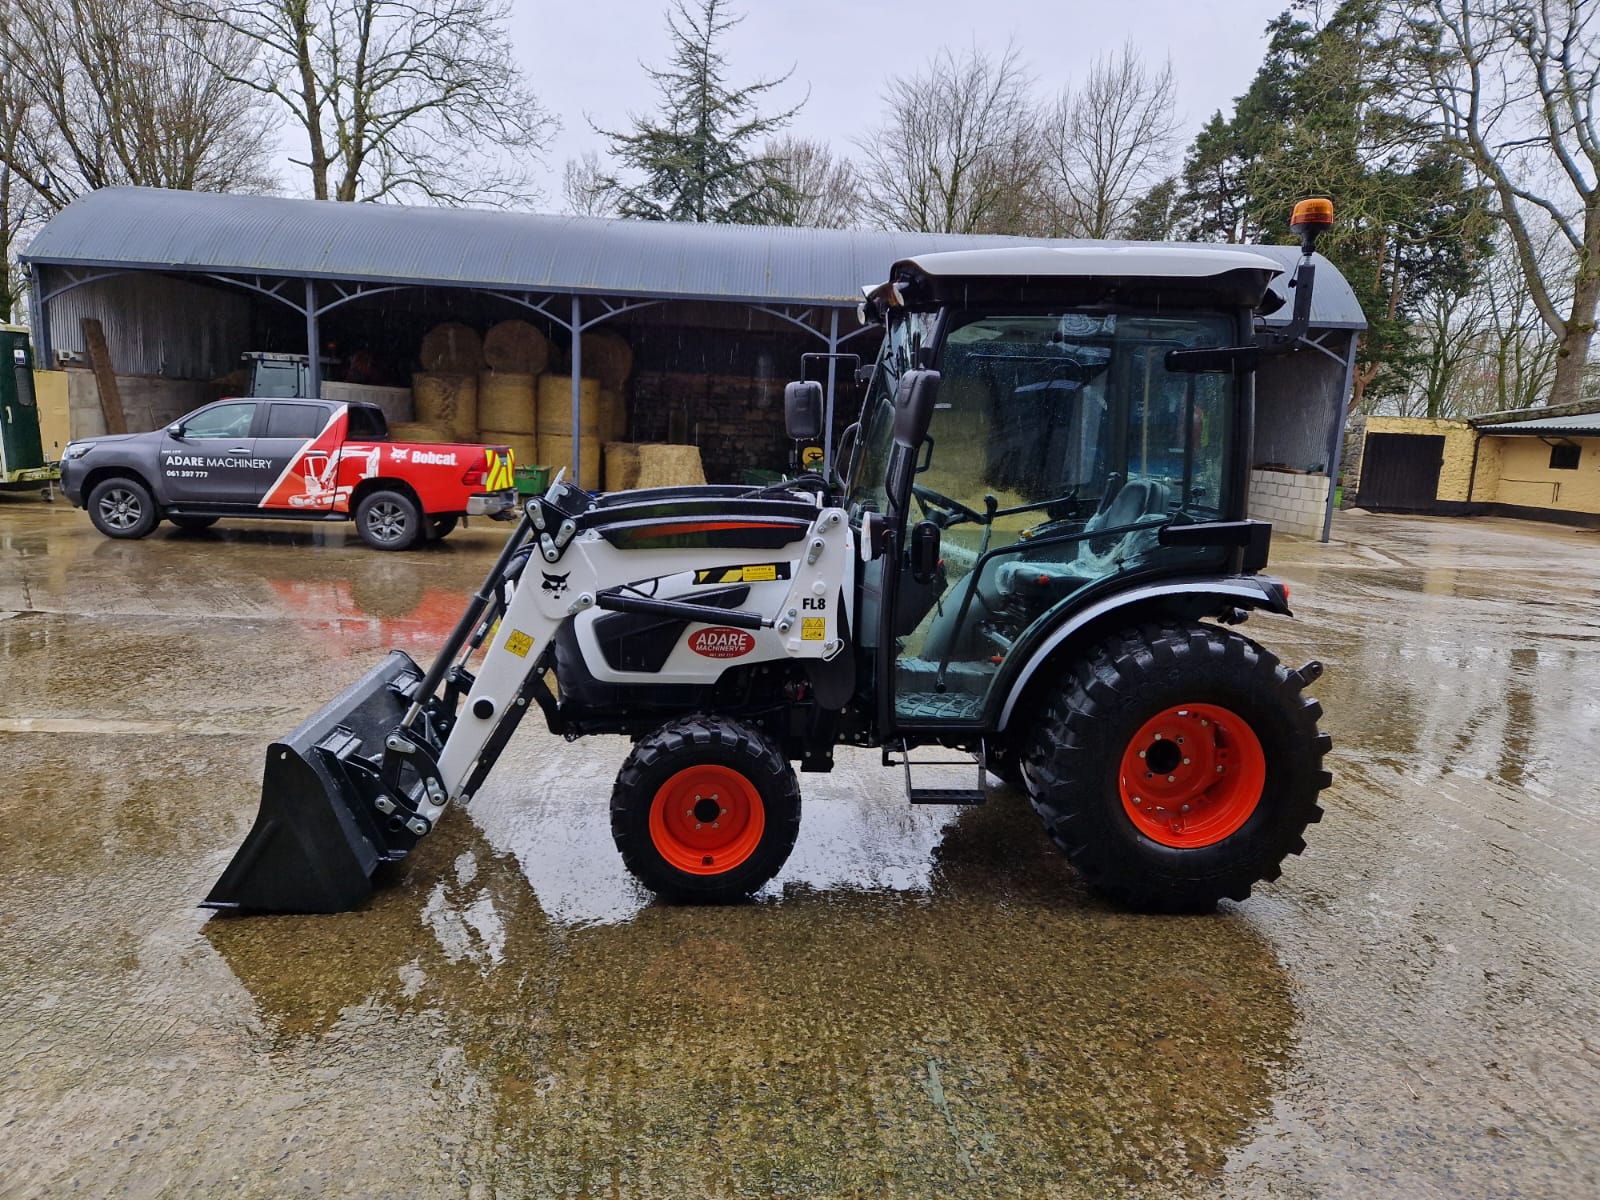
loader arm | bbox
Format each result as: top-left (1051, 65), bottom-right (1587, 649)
top-left (205, 487), bottom-right (859, 913)
top-left (432, 499), bottom-right (858, 814)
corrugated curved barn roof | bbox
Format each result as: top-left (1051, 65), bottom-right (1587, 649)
top-left (24, 187), bottom-right (1366, 327)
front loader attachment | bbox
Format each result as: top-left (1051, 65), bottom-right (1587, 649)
top-left (205, 505), bottom-right (543, 915)
top-left (203, 650), bottom-right (432, 914)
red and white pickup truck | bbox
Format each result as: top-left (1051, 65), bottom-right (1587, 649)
top-left (59, 398), bottom-right (517, 550)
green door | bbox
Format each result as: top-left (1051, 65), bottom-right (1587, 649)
top-left (0, 327), bottom-right (45, 475)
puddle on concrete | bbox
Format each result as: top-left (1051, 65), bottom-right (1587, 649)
top-left (199, 796), bottom-right (1295, 1199)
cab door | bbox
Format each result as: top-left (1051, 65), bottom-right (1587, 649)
top-left (159, 401), bottom-right (261, 505)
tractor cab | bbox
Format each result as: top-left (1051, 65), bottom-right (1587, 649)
top-left (840, 245), bottom-right (1298, 734)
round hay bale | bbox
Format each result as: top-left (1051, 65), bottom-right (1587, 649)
top-left (634, 443), bottom-right (706, 490)
top-left (479, 428), bottom-right (538, 468)
top-left (477, 371), bottom-right (537, 434)
top-left (418, 322), bottom-right (483, 373)
top-left (536, 375), bottom-right (601, 435)
top-left (577, 332), bottom-right (633, 388)
top-left (483, 320), bottom-right (551, 374)
top-left (542, 433), bottom-right (602, 490)
top-left (390, 421), bottom-right (454, 443)
top-left (598, 386), bottom-right (627, 443)
top-left (604, 441), bottom-right (641, 491)
top-left (413, 372), bottom-right (478, 439)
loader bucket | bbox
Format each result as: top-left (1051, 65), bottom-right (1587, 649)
top-left (203, 650), bottom-right (427, 914)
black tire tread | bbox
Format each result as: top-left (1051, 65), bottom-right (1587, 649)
top-left (1023, 621), bottom-right (1332, 912)
top-left (610, 714), bottom-right (801, 903)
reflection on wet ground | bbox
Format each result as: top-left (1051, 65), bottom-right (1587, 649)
top-left (1, 501), bottom-right (1596, 1197)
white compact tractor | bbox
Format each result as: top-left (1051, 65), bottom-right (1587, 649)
top-left (206, 201), bottom-right (1338, 916)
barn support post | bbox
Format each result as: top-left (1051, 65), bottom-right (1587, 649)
top-left (304, 280), bottom-right (322, 399)
top-left (1321, 332), bottom-right (1358, 542)
top-left (570, 295), bottom-right (583, 487)
top-left (823, 309), bottom-right (840, 474)
top-left (27, 265), bottom-right (51, 368)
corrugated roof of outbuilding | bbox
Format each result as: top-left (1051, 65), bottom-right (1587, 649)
top-left (24, 187), bottom-right (1366, 327)
top-left (1474, 412), bottom-right (1600, 437)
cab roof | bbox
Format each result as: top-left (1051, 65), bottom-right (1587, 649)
top-left (868, 245), bottom-right (1297, 318)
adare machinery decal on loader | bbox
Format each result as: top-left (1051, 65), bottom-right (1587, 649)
top-left (206, 199), bottom-right (1341, 918)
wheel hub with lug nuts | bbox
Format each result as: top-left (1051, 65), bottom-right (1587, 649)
top-left (1119, 703), bottom-right (1267, 849)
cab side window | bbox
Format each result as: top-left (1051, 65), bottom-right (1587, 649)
top-left (264, 403), bottom-right (327, 440)
top-left (182, 402), bottom-right (257, 440)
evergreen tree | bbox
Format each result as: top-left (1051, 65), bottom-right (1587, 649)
top-left (1172, 1), bottom-right (1492, 409)
top-left (594, 0), bottom-right (803, 224)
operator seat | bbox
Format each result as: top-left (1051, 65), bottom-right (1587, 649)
top-left (922, 477), bottom-right (1174, 663)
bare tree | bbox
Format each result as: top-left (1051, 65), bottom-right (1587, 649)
top-left (172, 0), bottom-right (555, 206)
top-left (764, 136), bottom-right (862, 228)
top-left (1043, 42), bottom-right (1180, 239)
top-left (856, 44), bottom-right (1045, 235)
top-left (0, 0), bottom-right (276, 212)
top-left (563, 152), bottom-right (618, 218)
top-left (1402, 0), bottom-right (1599, 407)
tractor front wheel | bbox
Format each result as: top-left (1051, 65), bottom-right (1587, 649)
top-left (611, 715), bottom-right (801, 903)
top-left (1023, 622), bottom-right (1331, 912)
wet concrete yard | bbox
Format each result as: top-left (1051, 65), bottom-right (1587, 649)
top-left (1, 501), bottom-right (1596, 1197)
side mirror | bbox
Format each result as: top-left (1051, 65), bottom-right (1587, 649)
top-left (892, 369), bottom-right (940, 448)
top-left (166, 423), bottom-right (184, 438)
top-left (783, 380), bottom-right (824, 441)
top-left (909, 520), bottom-right (941, 584)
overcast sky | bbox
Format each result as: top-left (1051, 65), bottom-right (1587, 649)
top-left (508, 0), bottom-right (1294, 208)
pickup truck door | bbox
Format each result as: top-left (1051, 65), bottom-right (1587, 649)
top-left (158, 401), bottom-right (262, 506)
top-left (254, 401), bottom-right (340, 511)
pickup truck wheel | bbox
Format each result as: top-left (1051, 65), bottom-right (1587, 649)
top-left (355, 489), bottom-right (423, 551)
top-left (87, 477), bottom-right (159, 539)
top-left (427, 515), bottom-right (458, 540)
top-left (611, 715), bottom-right (801, 903)
top-left (168, 516), bottom-right (219, 532)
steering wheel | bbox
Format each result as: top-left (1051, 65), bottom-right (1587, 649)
top-left (912, 483), bottom-right (986, 527)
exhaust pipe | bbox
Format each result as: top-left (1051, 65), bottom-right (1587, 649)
top-left (203, 651), bottom-right (431, 914)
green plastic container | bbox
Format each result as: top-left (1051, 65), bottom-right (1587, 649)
top-left (514, 465), bottom-right (551, 496)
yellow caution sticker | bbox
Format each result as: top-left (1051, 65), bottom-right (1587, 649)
top-left (693, 562), bottom-right (790, 585)
top-left (801, 445), bottom-right (824, 469)
top-left (505, 629), bottom-right (535, 657)
top-left (801, 617), bottom-right (826, 642)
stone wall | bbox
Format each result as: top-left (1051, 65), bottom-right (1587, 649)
top-left (64, 368), bottom-right (221, 439)
top-left (1359, 415), bottom-right (1478, 501)
top-left (1248, 468), bottom-right (1330, 538)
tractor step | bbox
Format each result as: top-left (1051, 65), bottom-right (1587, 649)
top-left (887, 740), bottom-right (988, 806)
top-left (908, 787), bottom-right (987, 805)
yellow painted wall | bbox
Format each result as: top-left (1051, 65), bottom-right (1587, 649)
top-left (1363, 416), bottom-right (1479, 501)
top-left (32, 370), bottom-right (70, 460)
top-left (1483, 436), bottom-right (1600, 515)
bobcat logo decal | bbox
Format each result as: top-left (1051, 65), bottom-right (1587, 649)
top-left (541, 571), bottom-right (570, 596)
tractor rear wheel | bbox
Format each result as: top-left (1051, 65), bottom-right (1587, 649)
top-left (611, 715), bottom-right (801, 903)
top-left (1023, 622), bottom-right (1331, 912)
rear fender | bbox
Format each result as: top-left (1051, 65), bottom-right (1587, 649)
top-left (994, 578), bottom-right (1290, 734)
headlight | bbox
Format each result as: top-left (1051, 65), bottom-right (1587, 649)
top-left (63, 443), bottom-right (92, 459)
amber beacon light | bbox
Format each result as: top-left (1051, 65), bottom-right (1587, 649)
top-left (1290, 198), bottom-right (1335, 253)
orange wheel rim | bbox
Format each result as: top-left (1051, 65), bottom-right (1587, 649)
top-left (648, 764), bottom-right (765, 875)
top-left (1119, 703), bottom-right (1266, 849)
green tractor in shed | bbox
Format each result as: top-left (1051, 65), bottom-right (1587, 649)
top-left (206, 200), bottom-right (1338, 918)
